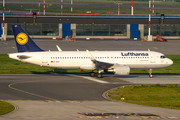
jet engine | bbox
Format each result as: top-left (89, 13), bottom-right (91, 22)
top-left (105, 65), bottom-right (130, 75)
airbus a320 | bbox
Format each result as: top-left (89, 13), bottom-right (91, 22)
top-left (9, 25), bottom-right (173, 78)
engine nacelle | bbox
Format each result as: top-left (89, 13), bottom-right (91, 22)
top-left (114, 66), bottom-right (130, 75)
top-left (106, 66), bottom-right (130, 76)
top-left (80, 64), bottom-right (95, 70)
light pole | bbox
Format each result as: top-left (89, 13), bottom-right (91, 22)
top-left (148, 0), bottom-right (152, 41)
top-left (71, 0), bottom-right (73, 15)
top-left (114, 2), bottom-right (121, 15)
top-left (61, 0), bottom-right (63, 14)
top-left (118, 2), bottom-right (120, 15)
top-left (38, 0), bottom-right (40, 14)
top-left (44, 0), bottom-right (45, 15)
top-left (131, 0), bottom-right (133, 15)
top-left (152, 0), bottom-right (154, 15)
top-left (2, 0), bottom-right (6, 41)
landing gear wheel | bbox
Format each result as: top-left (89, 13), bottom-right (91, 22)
top-left (149, 69), bottom-right (153, 78)
top-left (96, 73), bottom-right (102, 78)
top-left (89, 72), bottom-right (95, 77)
top-left (149, 74), bottom-right (153, 78)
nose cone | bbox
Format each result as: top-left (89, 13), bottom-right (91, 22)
top-left (168, 58), bottom-right (173, 66)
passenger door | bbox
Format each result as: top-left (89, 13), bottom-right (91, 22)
top-left (42, 53), bottom-right (47, 63)
top-left (150, 53), bottom-right (156, 63)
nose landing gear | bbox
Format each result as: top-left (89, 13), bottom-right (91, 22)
top-left (149, 69), bottom-right (153, 78)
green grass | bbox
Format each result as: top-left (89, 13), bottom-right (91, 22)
top-left (12, 0), bottom-right (180, 7)
top-left (108, 84), bottom-right (180, 110)
top-left (0, 54), bottom-right (179, 74)
top-left (0, 101), bottom-right (15, 115)
top-left (2, 2), bottom-right (180, 15)
top-left (0, 54), bottom-right (53, 74)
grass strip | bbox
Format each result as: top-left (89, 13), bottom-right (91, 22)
top-left (12, 0), bottom-right (180, 7)
top-left (108, 84), bottom-right (180, 110)
top-left (0, 54), bottom-right (179, 74)
top-left (0, 54), bottom-right (53, 74)
top-left (0, 101), bottom-right (15, 115)
top-left (2, 3), bottom-right (180, 15)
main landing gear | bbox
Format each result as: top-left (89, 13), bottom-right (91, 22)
top-left (89, 71), bottom-right (95, 77)
top-left (96, 73), bottom-right (102, 78)
top-left (89, 70), bottom-right (103, 78)
top-left (149, 69), bottom-right (153, 78)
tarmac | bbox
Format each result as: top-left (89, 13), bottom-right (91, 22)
top-left (0, 74), bottom-right (180, 120)
top-left (0, 39), bottom-right (180, 120)
top-left (0, 38), bottom-right (180, 54)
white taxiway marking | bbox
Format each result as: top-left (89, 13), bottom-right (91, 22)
top-left (65, 74), bottom-right (109, 84)
top-left (154, 47), bottom-right (158, 49)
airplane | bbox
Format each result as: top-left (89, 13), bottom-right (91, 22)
top-left (8, 25), bottom-right (173, 78)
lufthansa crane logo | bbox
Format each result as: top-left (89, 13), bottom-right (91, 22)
top-left (16, 33), bottom-right (28, 45)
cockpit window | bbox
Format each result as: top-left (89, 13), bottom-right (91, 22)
top-left (160, 55), bottom-right (166, 59)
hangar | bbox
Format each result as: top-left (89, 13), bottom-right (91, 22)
top-left (1, 14), bottom-right (180, 39)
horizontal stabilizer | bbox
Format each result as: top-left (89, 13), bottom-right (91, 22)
top-left (17, 55), bottom-right (32, 59)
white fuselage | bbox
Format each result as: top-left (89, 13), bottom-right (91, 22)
top-left (9, 51), bottom-right (173, 70)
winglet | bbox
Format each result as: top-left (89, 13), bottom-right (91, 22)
top-left (56, 45), bottom-right (62, 51)
top-left (86, 50), bottom-right (96, 61)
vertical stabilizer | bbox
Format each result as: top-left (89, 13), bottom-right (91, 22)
top-left (12, 25), bottom-right (43, 52)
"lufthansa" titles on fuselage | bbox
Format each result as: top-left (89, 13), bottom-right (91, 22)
top-left (121, 52), bottom-right (149, 56)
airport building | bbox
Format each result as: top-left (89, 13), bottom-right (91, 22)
top-left (1, 15), bottom-right (180, 39)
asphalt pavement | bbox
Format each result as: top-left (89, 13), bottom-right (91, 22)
top-left (0, 74), bottom-right (180, 120)
top-left (0, 39), bottom-right (180, 120)
top-left (1, 39), bottom-right (180, 55)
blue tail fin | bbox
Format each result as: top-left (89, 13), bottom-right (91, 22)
top-left (12, 25), bottom-right (44, 52)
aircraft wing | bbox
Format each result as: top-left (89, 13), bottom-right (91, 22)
top-left (86, 50), bottom-right (115, 69)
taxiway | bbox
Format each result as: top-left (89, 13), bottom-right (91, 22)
top-left (0, 74), bottom-right (180, 120)
top-left (0, 39), bottom-right (180, 119)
